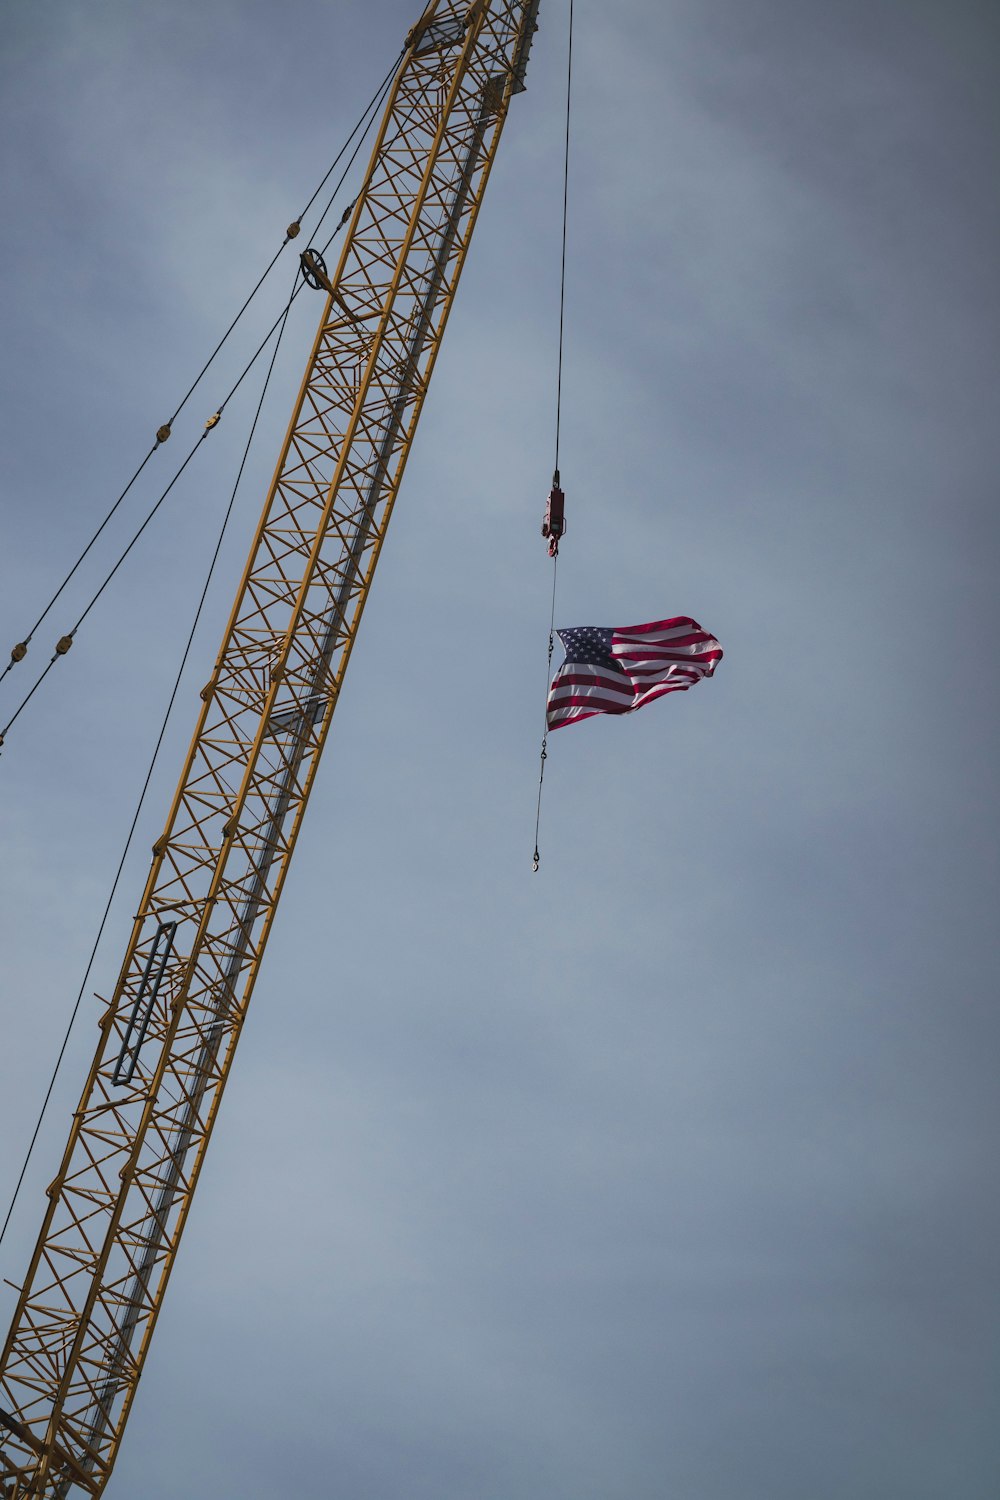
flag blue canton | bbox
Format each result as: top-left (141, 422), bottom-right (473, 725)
top-left (556, 626), bottom-right (625, 672)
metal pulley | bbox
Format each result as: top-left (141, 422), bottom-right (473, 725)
top-left (300, 247), bottom-right (334, 294)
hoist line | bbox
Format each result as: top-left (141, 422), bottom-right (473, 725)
top-left (0, 83), bottom-right (388, 755)
top-left (553, 0), bottom-right (574, 480)
top-left (0, 49), bottom-right (403, 696)
top-left (0, 276), bottom-right (299, 1258)
top-left (534, 0), bottom-right (575, 871)
top-left (532, 551), bottom-right (559, 872)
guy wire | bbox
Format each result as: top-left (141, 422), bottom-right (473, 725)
top-left (0, 48), bottom-right (403, 692)
top-left (0, 275), bottom-right (299, 1254)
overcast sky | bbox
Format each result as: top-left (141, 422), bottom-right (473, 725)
top-left (1, 2), bottom-right (999, 1497)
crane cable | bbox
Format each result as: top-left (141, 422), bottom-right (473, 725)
top-left (0, 33), bottom-right (403, 1227)
top-left (531, 552), bottom-right (559, 872)
top-left (532, 0), bottom-right (574, 873)
top-left (0, 43), bottom-right (402, 1227)
top-left (0, 48), bottom-right (403, 697)
top-left (0, 56), bottom-right (400, 752)
top-left (553, 0), bottom-right (574, 484)
top-left (0, 273), bottom-right (301, 1256)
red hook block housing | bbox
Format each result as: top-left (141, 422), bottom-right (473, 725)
top-left (542, 482), bottom-right (565, 557)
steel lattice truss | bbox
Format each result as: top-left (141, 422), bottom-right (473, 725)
top-left (0, 2), bottom-right (540, 1492)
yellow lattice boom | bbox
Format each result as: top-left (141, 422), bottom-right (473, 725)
top-left (0, 2), bottom-right (540, 1492)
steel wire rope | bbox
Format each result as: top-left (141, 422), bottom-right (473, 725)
top-left (0, 35), bottom-right (403, 1215)
top-left (0, 275), bottom-right (300, 1256)
top-left (553, 0), bottom-right (574, 481)
top-left (533, 0), bottom-right (574, 872)
top-left (0, 60), bottom-right (397, 753)
top-left (532, 553), bottom-right (559, 871)
top-left (0, 47), bottom-right (404, 692)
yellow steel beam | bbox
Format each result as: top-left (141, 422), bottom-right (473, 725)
top-left (0, 2), bottom-right (540, 1493)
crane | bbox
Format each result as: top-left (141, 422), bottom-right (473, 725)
top-left (0, 1), bottom-right (542, 1492)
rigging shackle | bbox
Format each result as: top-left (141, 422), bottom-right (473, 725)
top-left (541, 471), bottom-right (565, 557)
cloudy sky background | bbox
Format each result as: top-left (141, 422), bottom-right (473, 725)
top-left (1, 1), bottom-right (998, 1496)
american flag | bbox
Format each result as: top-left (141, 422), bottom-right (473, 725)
top-left (546, 616), bottom-right (723, 731)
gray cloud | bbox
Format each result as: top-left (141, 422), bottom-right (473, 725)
top-left (1, 2), bottom-right (998, 1497)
